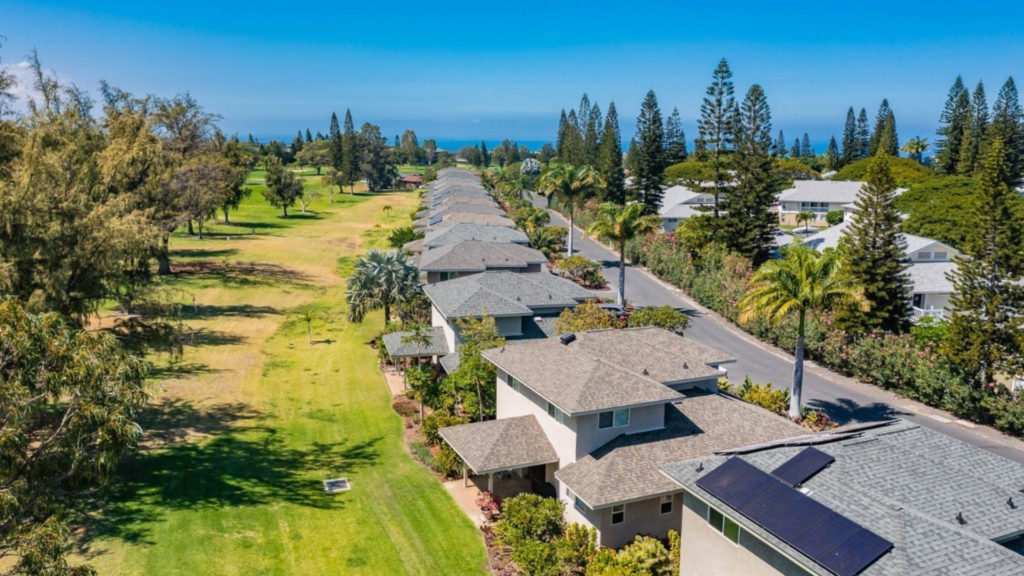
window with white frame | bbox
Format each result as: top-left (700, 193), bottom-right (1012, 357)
top-left (597, 408), bottom-right (630, 430)
top-left (507, 374), bottom-right (520, 392)
top-left (567, 488), bottom-right (586, 513)
top-left (918, 251), bottom-right (931, 261)
top-left (707, 507), bottom-right (740, 544)
top-left (934, 251), bottom-right (947, 260)
top-left (799, 201), bottom-right (829, 214)
top-left (660, 495), bottom-right (673, 515)
top-left (547, 402), bottom-right (565, 424)
top-left (611, 504), bottom-right (625, 525)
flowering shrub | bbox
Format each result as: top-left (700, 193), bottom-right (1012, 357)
top-left (737, 377), bottom-right (789, 416)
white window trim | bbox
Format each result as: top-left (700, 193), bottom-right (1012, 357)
top-left (660, 494), bottom-right (673, 515)
top-left (611, 504), bottom-right (625, 525)
top-left (597, 408), bottom-right (630, 430)
top-left (706, 506), bottom-right (741, 546)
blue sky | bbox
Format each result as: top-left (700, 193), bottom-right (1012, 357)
top-left (4, 1), bottom-right (1024, 148)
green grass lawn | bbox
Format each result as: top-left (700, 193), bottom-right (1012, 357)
top-left (76, 175), bottom-right (488, 575)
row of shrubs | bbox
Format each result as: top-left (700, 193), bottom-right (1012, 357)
top-left (492, 493), bottom-right (679, 576)
top-left (554, 201), bottom-right (1024, 437)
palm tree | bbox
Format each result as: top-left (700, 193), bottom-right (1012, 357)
top-left (796, 210), bottom-right (815, 231)
top-left (738, 244), bottom-right (867, 419)
top-left (527, 226), bottom-right (568, 259)
top-left (538, 162), bottom-right (604, 256)
top-left (346, 248), bottom-right (420, 329)
top-left (585, 202), bottom-right (663, 306)
top-left (301, 310), bottom-right (317, 344)
top-left (382, 204), bottom-right (393, 217)
top-left (901, 136), bottom-right (930, 164)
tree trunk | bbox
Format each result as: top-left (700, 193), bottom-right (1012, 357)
top-left (307, 322), bottom-right (312, 344)
top-left (790, 310), bottom-right (806, 420)
top-left (618, 246), bottom-right (626, 307)
top-left (568, 206), bottom-right (575, 256)
top-left (223, 206), bottom-right (231, 224)
top-left (188, 220), bottom-right (195, 236)
top-left (476, 379), bottom-right (484, 422)
top-left (282, 205), bottom-right (288, 218)
top-left (157, 233), bottom-right (172, 275)
top-left (383, 303), bottom-right (390, 328)
top-left (198, 215), bottom-right (205, 239)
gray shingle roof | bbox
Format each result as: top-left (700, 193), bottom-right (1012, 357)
top-left (418, 241), bottom-right (546, 273)
top-left (415, 212), bottom-right (515, 230)
top-left (779, 180), bottom-right (868, 204)
top-left (424, 270), bottom-right (590, 319)
top-left (907, 261), bottom-right (956, 294)
top-left (556, 390), bottom-right (804, 508)
top-left (570, 327), bottom-right (734, 384)
top-left (661, 421), bottom-right (1024, 576)
top-left (803, 221), bottom-right (949, 255)
top-left (482, 336), bottom-right (686, 416)
top-left (439, 351), bottom-right (461, 373)
top-left (440, 415), bottom-right (559, 474)
top-left (381, 326), bottom-right (451, 358)
top-left (426, 203), bottom-right (505, 219)
top-left (420, 224), bottom-right (529, 250)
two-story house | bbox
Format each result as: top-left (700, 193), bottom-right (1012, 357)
top-left (777, 181), bottom-right (906, 227)
top-left (382, 270), bottom-right (591, 372)
top-left (412, 203), bottom-right (507, 228)
top-left (803, 221), bottom-right (959, 320)
top-left (440, 327), bottom-right (806, 548)
top-left (661, 420), bottom-right (1024, 576)
top-left (658, 185), bottom-right (717, 232)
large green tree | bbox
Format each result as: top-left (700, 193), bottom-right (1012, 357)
top-left (597, 102), bottom-right (626, 204)
top-left (664, 107), bottom-right (688, 165)
top-left (984, 78), bottom-right (1024, 188)
top-left (345, 248), bottom-right (420, 328)
top-left (698, 58), bottom-right (737, 218)
top-left (868, 99), bottom-right (892, 156)
top-left (856, 108), bottom-right (871, 159)
top-left (840, 107), bottom-right (858, 166)
top-left (838, 153), bottom-right (912, 333)
top-left (959, 81), bottom-right (989, 176)
top-left (539, 163), bottom-right (603, 256)
top-left (632, 90), bottom-right (666, 211)
top-left (358, 123), bottom-right (399, 191)
top-left (0, 301), bottom-right (149, 576)
top-left (739, 245), bottom-right (866, 419)
top-left (262, 156), bottom-right (303, 217)
top-left (720, 84), bottom-right (781, 265)
top-left (585, 202), bottom-right (662, 306)
top-left (946, 139), bottom-right (1024, 385)
top-left (935, 76), bottom-right (971, 174)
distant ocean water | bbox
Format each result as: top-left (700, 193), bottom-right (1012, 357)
top-left (433, 140), bottom-right (550, 152)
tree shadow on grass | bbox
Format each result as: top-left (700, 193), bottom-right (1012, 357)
top-left (805, 397), bottom-right (909, 426)
top-left (187, 304), bottom-right (281, 320)
top-left (148, 362), bottom-right (228, 380)
top-left (187, 328), bottom-right (248, 348)
top-left (77, 401), bottom-right (382, 554)
top-left (170, 248), bottom-right (239, 259)
top-left (173, 260), bottom-right (313, 289)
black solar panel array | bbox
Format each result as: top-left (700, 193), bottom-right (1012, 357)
top-left (696, 457), bottom-right (892, 576)
top-left (772, 447), bottom-right (835, 487)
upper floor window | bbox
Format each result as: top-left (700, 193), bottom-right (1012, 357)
top-left (567, 488), bottom-right (586, 513)
top-left (611, 504), bottom-right (625, 525)
top-left (708, 507), bottom-right (740, 544)
top-left (507, 375), bottom-right (520, 392)
top-left (547, 402), bottom-right (565, 425)
top-left (598, 408), bottom-right (630, 430)
top-left (660, 494), bottom-right (673, 515)
top-left (918, 251), bottom-right (931, 261)
top-left (934, 251), bottom-right (947, 260)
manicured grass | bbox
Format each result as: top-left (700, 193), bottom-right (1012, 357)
top-left (76, 176), bottom-right (487, 575)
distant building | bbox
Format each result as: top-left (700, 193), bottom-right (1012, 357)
top-left (397, 174), bottom-right (423, 189)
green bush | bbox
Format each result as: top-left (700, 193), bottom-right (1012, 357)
top-left (555, 301), bottom-right (620, 334)
top-left (556, 523), bottom-right (598, 575)
top-left (514, 540), bottom-right (563, 576)
top-left (910, 316), bottom-right (949, 348)
top-left (895, 176), bottom-right (981, 250)
top-left (410, 441), bottom-right (433, 467)
top-left (664, 160), bottom-right (718, 184)
top-left (616, 535), bottom-right (674, 576)
top-left (422, 413), bottom-right (468, 446)
top-left (825, 210), bottom-right (844, 226)
top-left (556, 255), bottom-right (603, 287)
top-left (627, 305), bottom-right (689, 334)
top-left (494, 494), bottom-right (566, 548)
top-left (432, 443), bottom-right (464, 478)
top-left (775, 158), bottom-right (821, 183)
top-left (736, 376), bottom-right (789, 416)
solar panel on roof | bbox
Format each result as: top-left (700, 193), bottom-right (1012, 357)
top-left (428, 216), bottom-right (443, 226)
top-left (696, 458), bottom-right (892, 576)
top-left (772, 447), bottom-right (835, 487)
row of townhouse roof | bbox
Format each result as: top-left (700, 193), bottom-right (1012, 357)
top-left (386, 168), bottom-right (1024, 575)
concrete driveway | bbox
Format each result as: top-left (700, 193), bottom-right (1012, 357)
top-left (530, 192), bottom-right (1024, 465)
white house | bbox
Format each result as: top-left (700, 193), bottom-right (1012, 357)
top-left (777, 181), bottom-right (902, 226)
top-left (802, 221), bottom-right (959, 320)
top-left (658, 185), bottom-right (716, 232)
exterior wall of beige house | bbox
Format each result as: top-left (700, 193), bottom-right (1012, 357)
top-left (680, 492), bottom-right (813, 576)
top-left (778, 200), bottom-right (846, 226)
top-left (563, 491), bottom-right (684, 550)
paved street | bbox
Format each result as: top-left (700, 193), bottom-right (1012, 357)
top-left (531, 194), bottom-right (1024, 465)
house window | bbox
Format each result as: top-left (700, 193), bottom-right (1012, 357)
top-left (660, 495), bottom-right (673, 515)
top-left (547, 402), bottom-right (565, 425)
top-left (934, 251), bottom-right (947, 261)
top-left (611, 504), bottom-right (625, 525)
top-left (568, 489), bottom-right (586, 513)
top-left (708, 507), bottom-right (740, 544)
top-left (598, 408), bottom-right (630, 430)
top-left (439, 271), bottom-right (461, 281)
top-left (918, 251), bottom-right (931, 261)
top-left (507, 375), bottom-right (520, 392)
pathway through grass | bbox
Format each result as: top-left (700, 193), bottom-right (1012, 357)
top-left (78, 174), bottom-right (487, 575)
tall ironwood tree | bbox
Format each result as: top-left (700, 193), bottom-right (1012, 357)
top-left (632, 90), bottom-right (666, 212)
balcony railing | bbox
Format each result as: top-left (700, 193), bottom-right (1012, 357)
top-left (912, 307), bottom-right (947, 321)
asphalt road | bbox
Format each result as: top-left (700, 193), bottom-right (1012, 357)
top-left (532, 194), bottom-right (1024, 465)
